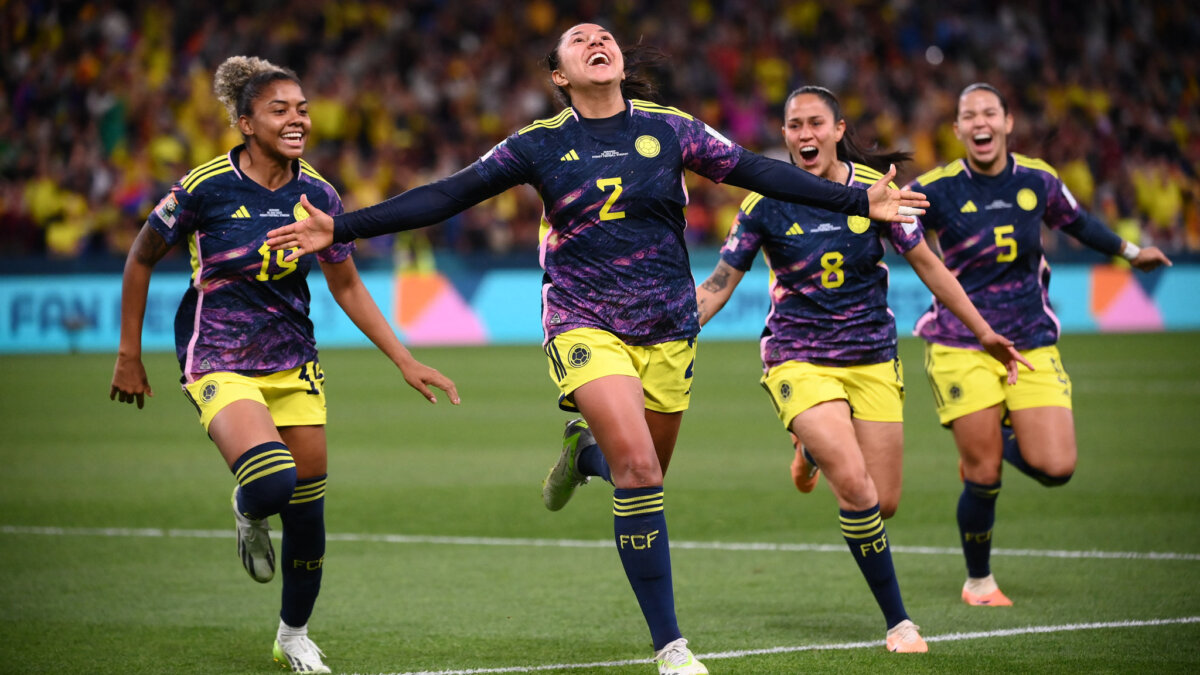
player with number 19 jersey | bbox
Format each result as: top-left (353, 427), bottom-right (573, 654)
top-left (473, 99), bottom-right (740, 347)
top-left (910, 153), bottom-right (1080, 351)
top-left (146, 145), bottom-right (354, 381)
top-left (719, 162), bottom-right (923, 369)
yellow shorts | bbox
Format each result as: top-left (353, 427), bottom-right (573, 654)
top-left (545, 327), bottom-right (696, 413)
top-left (923, 343), bottom-right (1072, 425)
top-left (761, 359), bottom-right (905, 429)
top-left (182, 360), bottom-right (328, 432)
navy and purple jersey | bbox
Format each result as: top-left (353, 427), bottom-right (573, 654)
top-left (907, 153), bottom-right (1080, 350)
top-left (146, 145), bottom-right (354, 381)
top-left (719, 162), bottom-right (923, 369)
top-left (472, 99), bottom-right (740, 346)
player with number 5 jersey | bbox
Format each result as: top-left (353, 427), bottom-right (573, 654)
top-left (265, 24), bottom-right (929, 674)
top-left (906, 82), bottom-right (1171, 608)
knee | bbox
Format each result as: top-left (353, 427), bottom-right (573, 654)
top-left (232, 442), bottom-right (298, 518)
top-left (610, 457), bottom-right (663, 489)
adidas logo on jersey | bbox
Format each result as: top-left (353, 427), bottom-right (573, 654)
top-left (560, 149), bottom-right (579, 162)
top-left (786, 223), bottom-right (804, 236)
top-left (960, 201), bottom-right (977, 213)
top-left (232, 206), bottom-right (251, 218)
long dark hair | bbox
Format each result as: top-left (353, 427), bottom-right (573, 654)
top-left (784, 85), bottom-right (912, 173)
top-left (545, 31), bottom-right (668, 107)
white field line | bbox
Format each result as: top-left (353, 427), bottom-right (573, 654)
top-left (3, 525), bottom-right (1199, 562)
top-left (357, 616), bottom-right (1200, 675)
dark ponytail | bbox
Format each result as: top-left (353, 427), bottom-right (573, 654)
top-left (785, 86), bottom-right (912, 173)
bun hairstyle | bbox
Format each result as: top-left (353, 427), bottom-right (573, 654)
top-left (213, 55), bottom-right (301, 127)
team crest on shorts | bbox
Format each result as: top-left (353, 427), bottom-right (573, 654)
top-left (779, 381), bottom-right (793, 401)
top-left (948, 384), bottom-right (962, 400)
top-left (568, 344), bottom-right (591, 367)
top-left (200, 380), bottom-right (220, 403)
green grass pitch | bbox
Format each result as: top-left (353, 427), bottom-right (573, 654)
top-left (1, 332), bottom-right (1199, 673)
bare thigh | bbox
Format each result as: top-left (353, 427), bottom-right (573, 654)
top-left (574, 374), bottom-right (662, 488)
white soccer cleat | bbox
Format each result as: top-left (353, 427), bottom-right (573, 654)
top-left (885, 619), bottom-right (928, 653)
top-left (654, 637), bottom-right (708, 674)
top-left (232, 486), bottom-right (275, 583)
top-left (273, 634), bottom-right (331, 673)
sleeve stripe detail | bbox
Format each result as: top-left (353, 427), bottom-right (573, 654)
top-left (739, 192), bottom-right (765, 215)
top-left (630, 100), bottom-right (694, 120)
top-left (1013, 153), bottom-right (1059, 178)
top-left (182, 159), bottom-right (234, 193)
top-left (518, 109), bottom-right (575, 134)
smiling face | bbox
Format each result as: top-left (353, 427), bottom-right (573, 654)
top-left (238, 79), bottom-right (309, 163)
top-left (782, 92), bottom-right (845, 181)
top-left (550, 23), bottom-right (625, 94)
top-left (954, 87), bottom-right (1013, 175)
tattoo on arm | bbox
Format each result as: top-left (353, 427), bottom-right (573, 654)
top-left (700, 265), bottom-right (731, 293)
top-left (132, 227), bottom-right (170, 266)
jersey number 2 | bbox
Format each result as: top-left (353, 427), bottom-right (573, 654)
top-left (596, 178), bottom-right (626, 221)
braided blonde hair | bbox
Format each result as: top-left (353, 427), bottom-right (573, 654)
top-left (213, 55), bottom-right (300, 128)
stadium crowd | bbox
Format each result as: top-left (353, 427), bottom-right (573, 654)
top-left (2, 0), bottom-right (1198, 264)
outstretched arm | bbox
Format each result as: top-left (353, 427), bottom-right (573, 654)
top-left (320, 256), bottom-right (460, 405)
top-left (904, 240), bottom-right (1033, 384)
top-left (1059, 211), bottom-right (1173, 272)
top-left (111, 225), bottom-right (170, 408)
top-left (723, 151), bottom-right (928, 223)
top-left (696, 260), bottom-right (747, 327)
top-left (267, 166), bottom-right (508, 259)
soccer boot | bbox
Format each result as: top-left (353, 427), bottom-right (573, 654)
top-left (886, 619), bottom-right (928, 653)
top-left (962, 574), bottom-right (1013, 606)
top-left (654, 637), bottom-right (708, 674)
top-left (542, 418), bottom-right (593, 511)
top-left (232, 486), bottom-right (275, 583)
top-left (789, 433), bottom-right (820, 493)
top-left (273, 634), bottom-right (331, 673)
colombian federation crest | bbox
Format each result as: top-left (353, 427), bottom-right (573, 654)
top-left (568, 344), bottom-right (592, 368)
top-left (635, 135), bottom-right (661, 158)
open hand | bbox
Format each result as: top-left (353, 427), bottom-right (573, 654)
top-left (265, 194), bottom-right (334, 261)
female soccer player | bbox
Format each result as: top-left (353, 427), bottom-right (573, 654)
top-left (265, 25), bottom-right (928, 673)
top-left (694, 86), bottom-right (1028, 653)
top-left (907, 82), bottom-right (1171, 607)
top-left (109, 56), bottom-right (459, 673)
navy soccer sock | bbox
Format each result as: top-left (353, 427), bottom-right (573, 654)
top-left (231, 441), bottom-right (297, 520)
top-left (957, 479), bottom-right (1001, 578)
top-left (613, 487), bottom-right (680, 650)
top-left (841, 504), bottom-right (908, 628)
top-left (279, 475), bottom-right (327, 628)
top-left (1002, 429), bottom-right (1073, 487)
top-left (578, 440), bottom-right (612, 484)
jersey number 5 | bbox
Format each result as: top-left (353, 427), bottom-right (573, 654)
top-left (596, 178), bottom-right (626, 221)
top-left (994, 225), bottom-right (1017, 262)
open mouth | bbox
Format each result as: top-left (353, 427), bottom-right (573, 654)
top-left (798, 145), bottom-right (819, 162)
top-left (282, 132), bottom-right (305, 145)
top-left (972, 133), bottom-right (993, 148)
top-left (587, 52), bottom-right (610, 66)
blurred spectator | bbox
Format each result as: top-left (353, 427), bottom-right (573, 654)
top-left (2, 0), bottom-right (1198, 265)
